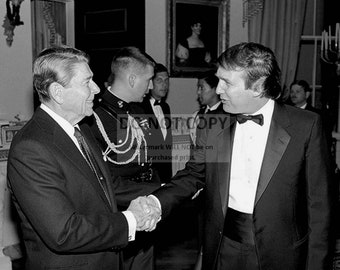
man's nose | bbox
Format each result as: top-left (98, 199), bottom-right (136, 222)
top-left (92, 82), bottom-right (100, 94)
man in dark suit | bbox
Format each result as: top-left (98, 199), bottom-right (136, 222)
top-left (289, 80), bottom-right (320, 113)
top-left (140, 63), bottom-right (173, 183)
top-left (142, 42), bottom-right (335, 269)
top-left (7, 46), bottom-right (159, 270)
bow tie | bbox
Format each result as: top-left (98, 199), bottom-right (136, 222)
top-left (236, 114), bottom-right (264, 126)
top-left (154, 100), bottom-right (162, 106)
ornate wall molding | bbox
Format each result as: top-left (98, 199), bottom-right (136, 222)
top-left (2, 0), bottom-right (25, 46)
top-left (242, 0), bottom-right (263, 26)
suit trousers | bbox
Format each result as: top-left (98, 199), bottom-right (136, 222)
top-left (123, 234), bottom-right (154, 270)
top-left (217, 236), bottom-right (259, 270)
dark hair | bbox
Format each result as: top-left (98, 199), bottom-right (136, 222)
top-left (33, 46), bottom-right (89, 102)
top-left (197, 69), bottom-right (218, 89)
top-left (189, 17), bottom-right (203, 27)
top-left (217, 42), bottom-right (282, 99)
top-left (154, 63), bottom-right (168, 75)
top-left (290, 80), bottom-right (311, 92)
top-left (111, 47), bottom-right (155, 79)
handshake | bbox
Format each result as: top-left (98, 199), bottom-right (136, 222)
top-left (127, 196), bottom-right (161, 232)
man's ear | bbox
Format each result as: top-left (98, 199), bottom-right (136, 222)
top-left (252, 77), bottom-right (266, 97)
top-left (49, 82), bottom-right (64, 104)
top-left (305, 91), bottom-right (311, 99)
top-left (128, 74), bottom-right (136, 88)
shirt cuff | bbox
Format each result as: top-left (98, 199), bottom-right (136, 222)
top-left (122, 211), bottom-right (136, 241)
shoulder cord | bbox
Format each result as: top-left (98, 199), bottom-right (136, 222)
top-left (93, 112), bottom-right (147, 165)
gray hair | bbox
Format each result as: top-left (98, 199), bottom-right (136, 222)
top-left (33, 46), bottom-right (89, 102)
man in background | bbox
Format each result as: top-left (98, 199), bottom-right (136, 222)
top-left (290, 79), bottom-right (334, 161)
top-left (189, 69), bottom-right (224, 146)
top-left (7, 46), bottom-right (159, 270)
top-left (139, 63), bottom-right (173, 183)
top-left (289, 79), bottom-right (319, 112)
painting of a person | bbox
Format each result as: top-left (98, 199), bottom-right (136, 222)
top-left (175, 18), bottom-right (211, 67)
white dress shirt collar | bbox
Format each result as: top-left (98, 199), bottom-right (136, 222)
top-left (40, 103), bottom-right (78, 140)
top-left (300, 103), bottom-right (307, 109)
top-left (249, 99), bottom-right (275, 126)
top-left (206, 101), bottom-right (221, 113)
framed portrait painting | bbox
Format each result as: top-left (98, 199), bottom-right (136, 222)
top-left (167, 0), bottom-right (229, 77)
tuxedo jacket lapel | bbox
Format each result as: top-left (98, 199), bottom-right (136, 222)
top-left (216, 104), bottom-right (291, 213)
top-left (254, 103), bottom-right (291, 205)
top-left (217, 117), bottom-right (236, 216)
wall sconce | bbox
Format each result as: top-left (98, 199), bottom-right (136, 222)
top-left (2, 0), bottom-right (25, 46)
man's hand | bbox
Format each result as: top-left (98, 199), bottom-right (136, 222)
top-left (127, 196), bottom-right (161, 232)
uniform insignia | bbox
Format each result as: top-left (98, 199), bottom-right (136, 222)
top-left (139, 118), bottom-right (150, 131)
top-left (118, 101), bottom-right (123, 108)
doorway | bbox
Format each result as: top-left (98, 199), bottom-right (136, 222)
top-left (74, 0), bottom-right (145, 93)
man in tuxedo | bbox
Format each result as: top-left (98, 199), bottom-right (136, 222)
top-left (143, 42), bottom-right (335, 269)
top-left (7, 46), bottom-right (159, 270)
top-left (88, 47), bottom-right (161, 270)
top-left (140, 63), bottom-right (173, 183)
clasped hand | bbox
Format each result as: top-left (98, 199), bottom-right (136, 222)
top-left (127, 196), bottom-right (161, 232)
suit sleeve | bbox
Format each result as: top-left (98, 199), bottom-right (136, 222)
top-left (152, 124), bottom-right (207, 218)
top-left (7, 138), bottom-right (129, 253)
top-left (306, 115), bottom-right (336, 269)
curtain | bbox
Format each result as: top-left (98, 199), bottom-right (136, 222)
top-left (248, 0), bottom-right (308, 101)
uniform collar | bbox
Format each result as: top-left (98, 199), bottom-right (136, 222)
top-left (101, 89), bottom-right (130, 112)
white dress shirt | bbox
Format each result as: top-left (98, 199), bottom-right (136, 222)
top-left (40, 104), bottom-right (136, 241)
top-left (150, 97), bottom-right (167, 139)
top-left (228, 99), bottom-right (274, 214)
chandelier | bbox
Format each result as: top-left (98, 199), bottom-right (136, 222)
top-left (321, 23), bottom-right (340, 76)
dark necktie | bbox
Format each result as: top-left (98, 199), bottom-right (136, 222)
top-left (74, 127), bottom-right (111, 206)
top-left (154, 100), bottom-right (162, 106)
top-left (236, 114), bottom-right (264, 126)
top-left (197, 106), bottom-right (206, 116)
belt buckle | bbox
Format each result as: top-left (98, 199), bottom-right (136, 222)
top-left (130, 166), bottom-right (153, 183)
top-left (147, 167), bottom-right (153, 181)
top-left (140, 167), bottom-right (153, 182)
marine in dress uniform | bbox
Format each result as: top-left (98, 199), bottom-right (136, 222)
top-left (89, 90), bottom-right (161, 270)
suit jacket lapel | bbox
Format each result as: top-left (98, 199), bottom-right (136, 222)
top-left (37, 111), bottom-right (114, 210)
top-left (217, 117), bottom-right (236, 216)
top-left (254, 103), bottom-right (291, 205)
top-left (34, 109), bottom-right (92, 180)
top-left (80, 125), bottom-right (116, 210)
